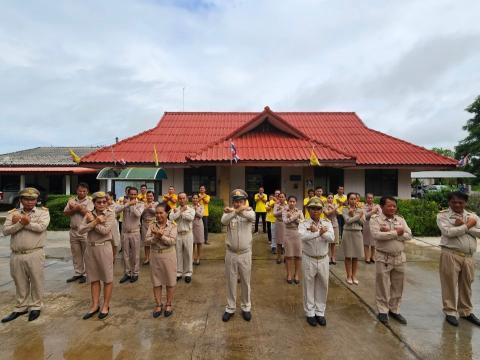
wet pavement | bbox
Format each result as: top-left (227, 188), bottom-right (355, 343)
top-left (0, 231), bottom-right (478, 359)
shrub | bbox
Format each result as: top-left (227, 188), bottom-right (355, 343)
top-left (423, 189), bottom-right (451, 209)
top-left (45, 195), bottom-right (71, 230)
top-left (467, 193), bottom-right (480, 215)
top-left (207, 198), bottom-right (224, 233)
top-left (396, 199), bottom-right (441, 237)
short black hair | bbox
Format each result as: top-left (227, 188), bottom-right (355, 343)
top-left (346, 192), bottom-right (357, 201)
top-left (448, 191), bottom-right (469, 202)
top-left (178, 192), bottom-right (187, 197)
top-left (315, 186), bottom-right (323, 191)
top-left (128, 187), bottom-right (138, 194)
top-left (380, 196), bottom-right (397, 207)
top-left (77, 182), bottom-right (89, 190)
top-left (288, 195), bottom-right (297, 201)
top-left (307, 189), bottom-right (314, 193)
top-left (156, 202), bottom-right (168, 211)
top-left (140, 184), bottom-right (147, 188)
top-left (146, 190), bottom-right (154, 195)
top-left (107, 191), bottom-right (116, 200)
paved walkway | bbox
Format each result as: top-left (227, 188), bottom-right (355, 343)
top-left (0, 231), bottom-right (478, 359)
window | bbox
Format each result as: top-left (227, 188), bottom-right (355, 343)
top-left (313, 167), bottom-right (344, 194)
top-left (365, 169), bottom-right (398, 197)
top-left (184, 167), bottom-right (216, 195)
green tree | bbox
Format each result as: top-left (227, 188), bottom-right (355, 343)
top-left (431, 147), bottom-right (455, 158)
top-left (455, 95), bottom-right (480, 183)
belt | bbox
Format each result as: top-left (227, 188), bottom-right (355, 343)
top-left (304, 253), bottom-right (328, 260)
top-left (377, 249), bottom-right (403, 257)
top-left (123, 229), bottom-right (140, 234)
top-left (178, 230), bottom-right (191, 235)
top-left (88, 241), bottom-right (111, 247)
top-left (227, 247), bottom-right (251, 255)
top-left (151, 247), bottom-right (174, 254)
top-left (12, 247), bottom-right (43, 255)
top-left (441, 247), bottom-right (473, 258)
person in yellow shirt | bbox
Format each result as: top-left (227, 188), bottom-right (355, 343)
top-left (266, 194), bottom-right (276, 244)
top-left (333, 186), bottom-right (347, 238)
top-left (254, 187), bottom-right (268, 234)
top-left (315, 187), bottom-right (328, 219)
top-left (199, 185), bottom-right (211, 245)
top-left (269, 190), bottom-right (281, 254)
top-left (162, 186), bottom-right (178, 212)
top-left (137, 184), bottom-right (148, 202)
top-left (303, 189), bottom-right (315, 220)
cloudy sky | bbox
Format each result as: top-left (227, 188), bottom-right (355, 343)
top-left (1, 0), bottom-right (479, 154)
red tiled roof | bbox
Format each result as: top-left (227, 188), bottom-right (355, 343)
top-left (81, 108), bottom-right (456, 167)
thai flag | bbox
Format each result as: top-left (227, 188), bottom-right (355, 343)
top-left (458, 154), bottom-right (470, 167)
top-left (230, 140), bottom-right (239, 163)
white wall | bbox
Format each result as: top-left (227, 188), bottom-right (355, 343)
top-left (161, 168), bottom-right (184, 194)
top-left (344, 169), bottom-right (365, 194)
top-left (398, 169), bottom-right (412, 199)
top-left (229, 166), bottom-right (245, 194)
top-left (282, 167), bottom-right (303, 201)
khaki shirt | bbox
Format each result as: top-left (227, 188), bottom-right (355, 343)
top-left (298, 218), bottom-right (335, 257)
top-left (273, 203), bottom-right (287, 222)
top-left (342, 207), bottom-right (365, 231)
top-left (141, 201), bottom-right (158, 226)
top-left (78, 209), bottom-right (115, 245)
top-left (221, 207), bottom-right (255, 253)
top-left (168, 206), bottom-right (195, 233)
top-left (282, 207), bottom-right (304, 229)
top-left (437, 208), bottom-right (480, 255)
top-left (146, 220), bottom-right (177, 250)
top-left (116, 201), bottom-right (144, 233)
top-left (3, 207), bottom-right (50, 252)
top-left (370, 213), bottom-right (412, 254)
top-left (64, 196), bottom-right (94, 235)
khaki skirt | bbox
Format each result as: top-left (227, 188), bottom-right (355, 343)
top-left (333, 226), bottom-right (340, 245)
top-left (362, 221), bottom-right (375, 246)
top-left (150, 248), bottom-right (177, 287)
top-left (193, 218), bottom-right (205, 244)
top-left (342, 230), bottom-right (364, 258)
top-left (85, 242), bottom-right (114, 283)
top-left (284, 227), bottom-right (301, 257)
top-left (275, 222), bottom-right (286, 246)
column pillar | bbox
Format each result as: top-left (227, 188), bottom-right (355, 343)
top-left (20, 175), bottom-right (25, 190)
top-left (65, 175), bottom-right (71, 195)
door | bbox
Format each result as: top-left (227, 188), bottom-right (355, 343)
top-left (245, 167), bottom-right (281, 204)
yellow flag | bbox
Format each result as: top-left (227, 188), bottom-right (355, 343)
top-left (153, 145), bottom-right (159, 167)
top-left (310, 149), bottom-right (320, 166)
top-left (69, 149), bottom-right (81, 164)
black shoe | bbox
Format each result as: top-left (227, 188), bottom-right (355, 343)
top-left (98, 308), bottom-right (109, 319)
top-left (276, 259), bottom-right (282, 264)
top-left (365, 260), bottom-right (371, 264)
top-left (461, 313), bottom-right (480, 326)
top-left (294, 279), bottom-right (300, 285)
top-left (28, 310), bottom-right (41, 322)
top-left (316, 315), bottom-right (326, 326)
top-left (177, 276), bottom-right (182, 282)
top-left (378, 313), bottom-right (389, 325)
top-left (66, 275), bottom-right (83, 283)
top-left (1, 310), bottom-right (28, 323)
top-left (271, 248), bottom-right (276, 254)
top-left (446, 315), bottom-right (459, 327)
top-left (204, 241), bottom-right (210, 245)
top-left (370, 259), bottom-right (375, 264)
top-left (242, 311), bottom-right (252, 321)
top-left (82, 307), bottom-right (100, 320)
top-left (130, 275), bottom-right (139, 283)
top-left (389, 311), bottom-right (407, 325)
top-left (286, 279), bottom-right (293, 284)
top-left (153, 304), bottom-right (163, 318)
top-left (329, 261), bottom-right (333, 265)
top-left (119, 274), bottom-right (131, 284)
top-left (78, 275), bottom-right (87, 284)
top-left (332, 261), bottom-right (337, 265)
top-left (306, 316), bottom-right (317, 327)
top-left (222, 312), bottom-right (234, 322)
top-left (185, 276), bottom-right (192, 283)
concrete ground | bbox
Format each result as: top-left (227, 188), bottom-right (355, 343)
top-left (0, 230), bottom-right (478, 360)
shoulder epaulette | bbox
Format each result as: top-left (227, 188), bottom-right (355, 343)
top-left (439, 209), bottom-right (448, 213)
top-left (8, 208), bottom-right (17, 214)
top-left (41, 207), bottom-right (49, 211)
top-left (322, 218), bottom-right (331, 223)
top-left (371, 214), bottom-right (379, 219)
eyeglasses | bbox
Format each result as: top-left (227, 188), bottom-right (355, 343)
top-left (96, 200), bottom-right (107, 204)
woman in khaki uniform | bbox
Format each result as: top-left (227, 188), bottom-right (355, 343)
top-left (146, 203), bottom-right (178, 318)
top-left (79, 192), bottom-right (116, 320)
top-left (282, 196), bottom-right (304, 284)
top-left (323, 193), bottom-right (339, 265)
top-left (192, 194), bottom-right (204, 265)
top-left (342, 192), bottom-right (365, 285)
top-left (273, 192), bottom-right (287, 264)
top-left (363, 193), bottom-right (381, 264)
top-left (107, 192), bottom-right (121, 255)
top-left (141, 191), bottom-right (158, 265)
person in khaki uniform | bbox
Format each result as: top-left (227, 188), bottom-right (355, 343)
top-left (1, 188), bottom-right (50, 323)
top-left (370, 196), bottom-right (411, 325)
top-left (169, 192), bottom-right (195, 283)
top-left (116, 187), bottom-right (144, 284)
top-left (221, 189), bottom-right (255, 322)
top-left (64, 182), bottom-right (94, 284)
top-left (437, 191), bottom-right (480, 327)
top-left (298, 197), bottom-right (334, 327)
top-left (140, 191), bottom-right (158, 265)
top-left (78, 192), bottom-right (116, 320)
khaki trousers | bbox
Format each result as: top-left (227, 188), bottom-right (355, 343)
top-left (69, 230), bottom-right (87, 275)
top-left (225, 250), bottom-right (252, 313)
top-left (439, 249), bottom-right (475, 317)
top-left (302, 254), bottom-right (329, 317)
top-left (10, 250), bottom-right (45, 311)
top-left (375, 251), bottom-right (405, 314)
top-left (176, 232), bottom-right (193, 277)
top-left (122, 232), bottom-right (141, 276)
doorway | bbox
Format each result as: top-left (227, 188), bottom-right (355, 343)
top-left (245, 167), bottom-right (281, 204)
